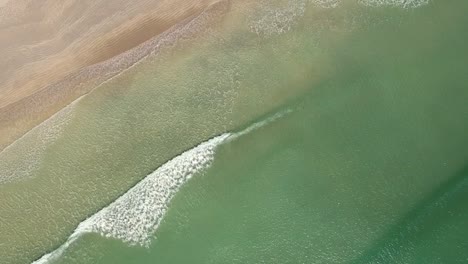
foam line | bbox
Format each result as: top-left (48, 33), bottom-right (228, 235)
top-left (0, 98), bottom-right (78, 184)
top-left (358, 0), bottom-right (430, 8)
top-left (32, 133), bottom-right (230, 264)
top-left (31, 106), bottom-right (295, 264)
top-left (227, 108), bottom-right (293, 142)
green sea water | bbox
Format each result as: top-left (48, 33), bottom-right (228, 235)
top-left (1, 1), bottom-right (468, 263)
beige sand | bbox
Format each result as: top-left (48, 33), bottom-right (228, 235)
top-left (0, 0), bottom-right (223, 150)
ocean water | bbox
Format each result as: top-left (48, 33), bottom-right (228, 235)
top-left (1, 0), bottom-right (468, 263)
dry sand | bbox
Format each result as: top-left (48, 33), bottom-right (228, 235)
top-left (0, 0), bottom-right (224, 150)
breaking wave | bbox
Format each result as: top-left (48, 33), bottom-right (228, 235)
top-left (31, 107), bottom-right (293, 264)
top-left (32, 134), bottom-right (230, 264)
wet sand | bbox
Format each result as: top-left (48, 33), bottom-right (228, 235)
top-left (0, 0), bottom-right (223, 150)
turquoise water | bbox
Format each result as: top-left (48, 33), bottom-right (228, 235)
top-left (2, 1), bottom-right (468, 263)
top-left (39, 1), bottom-right (468, 262)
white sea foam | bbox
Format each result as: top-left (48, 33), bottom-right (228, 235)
top-left (31, 233), bottom-right (82, 264)
top-left (311, 0), bottom-right (341, 8)
top-left (77, 134), bottom-right (230, 246)
top-left (31, 106), bottom-right (294, 264)
top-left (0, 99), bottom-right (77, 184)
top-left (358, 0), bottom-right (430, 8)
top-left (32, 134), bottom-right (230, 264)
top-left (249, 0), bottom-right (308, 36)
top-left (248, 0), bottom-right (428, 37)
top-left (315, 0), bottom-right (430, 8)
top-left (227, 108), bottom-right (293, 142)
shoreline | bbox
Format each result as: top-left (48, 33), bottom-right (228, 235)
top-left (0, 0), bottom-right (228, 151)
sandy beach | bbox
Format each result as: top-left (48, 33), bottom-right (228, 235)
top-left (0, 0), bottom-right (223, 151)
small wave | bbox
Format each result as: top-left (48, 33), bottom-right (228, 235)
top-left (227, 108), bottom-right (293, 142)
top-left (249, 0), bottom-right (308, 37)
top-left (358, 0), bottom-right (430, 8)
top-left (248, 0), bottom-right (428, 38)
top-left (311, 0), bottom-right (341, 8)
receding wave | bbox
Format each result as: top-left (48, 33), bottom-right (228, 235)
top-left (0, 1), bottom-right (229, 185)
top-left (0, 99), bottom-right (77, 184)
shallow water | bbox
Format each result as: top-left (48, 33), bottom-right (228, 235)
top-left (1, 0), bottom-right (468, 263)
